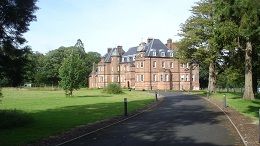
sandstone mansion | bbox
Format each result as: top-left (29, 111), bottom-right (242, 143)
top-left (89, 38), bottom-right (200, 91)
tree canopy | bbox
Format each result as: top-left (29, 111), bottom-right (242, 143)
top-left (0, 0), bottom-right (38, 87)
top-left (178, 0), bottom-right (260, 99)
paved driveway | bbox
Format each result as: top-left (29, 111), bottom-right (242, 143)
top-left (63, 92), bottom-right (243, 146)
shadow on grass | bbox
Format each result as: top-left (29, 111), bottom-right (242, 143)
top-left (245, 100), bottom-right (260, 118)
top-left (0, 99), bottom-right (153, 146)
top-left (0, 110), bottom-right (33, 129)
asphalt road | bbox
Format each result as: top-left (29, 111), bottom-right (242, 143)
top-left (63, 92), bottom-right (243, 146)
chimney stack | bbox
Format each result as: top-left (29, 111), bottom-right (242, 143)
top-left (117, 46), bottom-right (123, 55)
top-left (167, 38), bottom-right (172, 49)
top-left (147, 38), bottom-right (153, 44)
top-left (107, 48), bottom-right (112, 53)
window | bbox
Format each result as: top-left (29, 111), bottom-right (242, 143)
top-left (117, 66), bottom-right (120, 71)
top-left (181, 63), bottom-right (186, 68)
top-left (153, 61), bottom-right (156, 68)
top-left (112, 67), bottom-right (114, 72)
top-left (161, 52), bottom-right (165, 57)
top-left (140, 62), bottom-right (144, 68)
top-left (161, 75), bottom-right (164, 81)
top-left (181, 75), bottom-right (185, 81)
top-left (170, 52), bottom-right (174, 57)
top-left (136, 75), bottom-right (139, 82)
top-left (162, 61), bottom-right (165, 68)
top-left (153, 51), bottom-right (156, 56)
top-left (140, 54), bottom-right (143, 57)
top-left (136, 62), bottom-right (139, 68)
top-left (165, 74), bottom-right (169, 81)
top-left (171, 62), bottom-right (174, 68)
top-left (186, 75), bottom-right (189, 81)
top-left (117, 76), bottom-right (120, 82)
top-left (153, 74), bottom-right (157, 82)
top-left (112, 76), bottom-right (114, 82)
top-left (186, 63), bottom-right (189, 68)
top-left (140, 75), bottom-right (144, 82)
top-left (192, 75), bottom-right (195, 81)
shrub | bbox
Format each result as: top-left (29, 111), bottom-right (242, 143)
top-left (0, 110), bottom-right (33, 129)
top-left (103, 83), bottom-right (123, 94)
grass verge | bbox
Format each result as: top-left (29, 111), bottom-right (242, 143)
top-left (0, 88), bottom-right (154, 146)
top-left (195, 91), bottom-right (260, 121)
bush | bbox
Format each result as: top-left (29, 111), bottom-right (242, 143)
top-left (103, 83), bottom-right (123, 94)
top-left (0, 110), bottom-right (33, 129)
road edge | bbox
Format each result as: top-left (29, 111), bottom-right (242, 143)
top-left (200, 96), bottom-right (247, 146)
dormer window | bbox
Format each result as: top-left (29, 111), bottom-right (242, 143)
top-left (170, 52), bottom-right (174, 57)
top-left (161, 52), bottom-right (165, 57)
top-left (153, 51), bottom-right (156, 56)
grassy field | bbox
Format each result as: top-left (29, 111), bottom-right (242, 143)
top-left (0, 88), bottom-right (154, 146)
top-left (195, 91), bottom-right (260, 121)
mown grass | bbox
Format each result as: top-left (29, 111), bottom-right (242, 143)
top-left (0, 88), bottom-right (154, 146)
top-left (195, 91), bottom-right (260, 121)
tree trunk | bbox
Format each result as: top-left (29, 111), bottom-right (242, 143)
top-left (208, 62), bottom-right (216, 93)
top-left (243, 41), bottom-right (255, 100)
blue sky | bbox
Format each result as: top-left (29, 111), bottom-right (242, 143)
top-left (24, 0), bottom-right (198, 55)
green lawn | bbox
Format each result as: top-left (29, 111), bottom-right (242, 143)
top-left (195, 91), bottom-right (260, 122)
top-left (0, 88), bottom-right (154, 146)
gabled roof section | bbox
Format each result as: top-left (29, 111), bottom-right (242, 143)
top-left (104, 47), bottom-right (125, 62)
top-left (122, 47), bottom-right (137, 57)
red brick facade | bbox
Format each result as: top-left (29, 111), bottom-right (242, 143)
top-left (89, 38), bottom-right (200, 91)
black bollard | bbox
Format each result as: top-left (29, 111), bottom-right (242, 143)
top-left (124, 98), bottom-right (128, 116)
top-left (155, 92), bottom-right (158, 101)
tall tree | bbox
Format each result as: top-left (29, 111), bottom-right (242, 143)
top-left (214, 0), bottom-right (260, 99)
top-left (178, 0), bottom-right (220, 93)
top-left (0, 0), bottom-right (38, 86)
top-left (59, 51), bottom-right (86, 96)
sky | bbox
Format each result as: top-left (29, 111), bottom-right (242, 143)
top-left (24, 0), bottom-right (199, 55)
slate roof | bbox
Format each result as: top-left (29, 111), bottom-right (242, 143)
top-left (122, 47), bottom-right (137, 57)
top-left (103, 47), bottom-right (125, 62)
top-left (103, 38), bottom-right (175, 63)
top-left (144, 39), bottom-right (174, 57)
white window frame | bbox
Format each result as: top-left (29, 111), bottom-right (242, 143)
top-left (181, 75), bottom-right (185, 81)
top-left (153, 61), bottom-right (156, 68)
top-left (153, 51), bottom-right (156, 56)
top-left (165, 74), bottom-right (169, 82)
top-left (161, 74), bottom-right (164, 82)
top-left (192, 75), bottom-right (195, 81)
top-left (153, 74), bottom-right (157, 82)
top-left (140, 62), bottom-right (144, 68)
top-left (161, 52), bottom-right (165, 57)
top-left (162, 61), bottom-right (165, 68)
top-left (140, 75), bottom-right (144, 82)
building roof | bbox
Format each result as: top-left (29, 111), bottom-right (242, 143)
top-left (122, 47), bottom-right (137, 57)
top-left (103, 47), bottom-right (125, 63)
top-left (144, 39), bottom-right (174, 57)
top-left (103, 38), bottom-right (175, 63)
